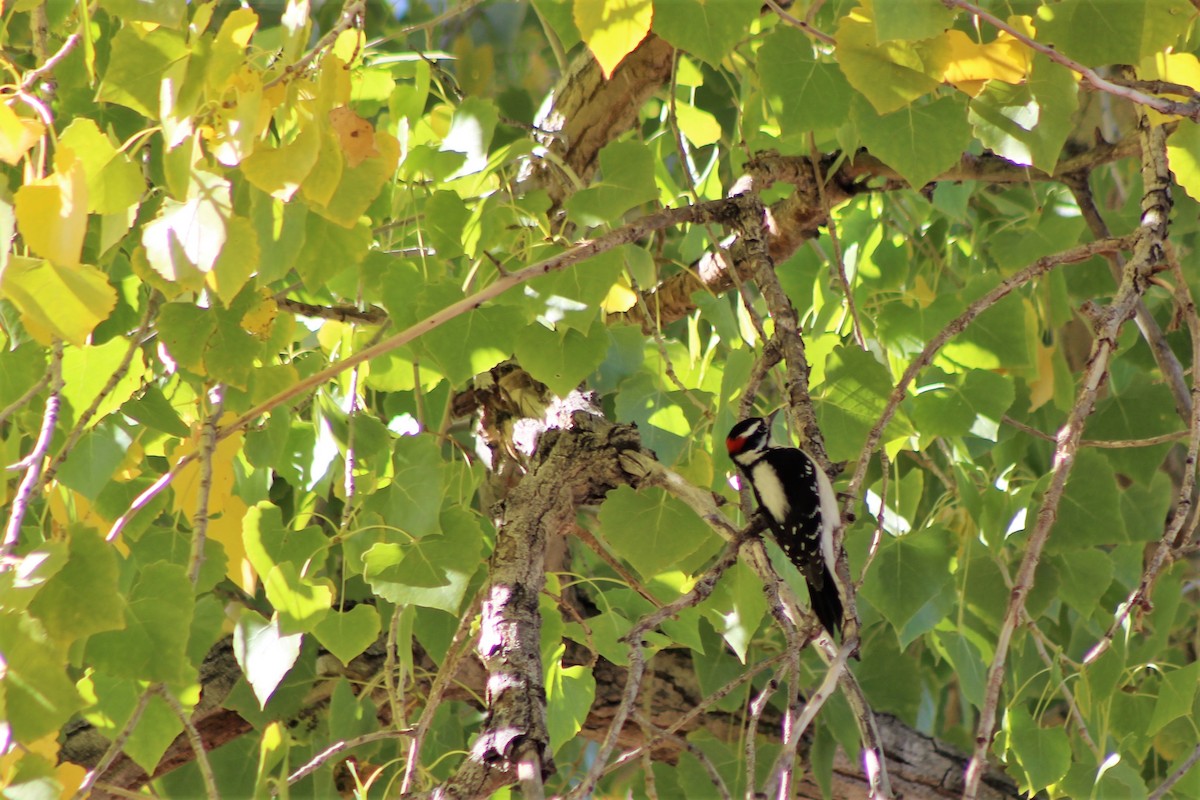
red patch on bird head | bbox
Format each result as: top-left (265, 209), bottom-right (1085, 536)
top-left (726, 435), bottom-right (745, 455)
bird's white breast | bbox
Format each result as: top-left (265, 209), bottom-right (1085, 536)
top-left (749, 461), bottom-right (790, 522)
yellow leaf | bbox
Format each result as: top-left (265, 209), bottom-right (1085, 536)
top-left (575, 0), bottom-right (653, 79)
top-left (1140, 52), bottom-right (1200, 123)
top-left (0, 102), bottom-right (44, 165)
top-left (600, 281), bottom-right (637, 313)
top-left (242, 117), bottom-right (321, 201)
top-left (938, 29), bottom-right (1030, 95)
top-left (210, 494), bottom-right (254, 592)
top-left (0, 257), bottom-right (117, 345)
top-left (170, 423), bottom-right (244, 521)
top-left (13, 153), bottom-right (88, 266)
top-left (1027, 341), bottom-right (1055, 412)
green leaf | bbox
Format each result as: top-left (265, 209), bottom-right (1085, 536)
top-left (362, 507), bottom-right (483, 613)
top-left (565, 140), bottom-right (658, 227)
top-left (1148, 661), bottom-right (1200, 735)
top-left (527, 245), bottom-right (626, 331)
top-left (373, 434), bottom-right (445, 539)
top-left (910, 368), bottom-right (1014, 441)
top-left (441, 97), bottom-right (500, 177)
top-left (27, 527), bottom-right (125, 643)
top-left (241, 120), bottom-right (321, 201)
top-left (859, 526), bottom-right (954, 644)
top-left (421, 191), bottom-right (471, 260)
top-left (123, 692), bottom-right (185, 775)
top-left (703, 560), bottom-right (767, 663)
top-left (835, 8), bottom-right (942, 114)
top-left (968, 55), bottom-right (1078, 173)
top-left (932, 630), bottom-right (987, 710)
top-left (85, 563), bottom-right (195, 684)
top-left (515, 322), bottom-right (610, 398)
top-left (242, 501), bottom-right (329, 580)
top-left (1049, 550), bottom-right (1114, 616)
top-left (1036, 0), bottom-right (1191, 65)
top-left (313, 605), bottom-right (382, 667)
top-left (412, 286), bottom-right (520, 386)
top-left (874, 0), bottom-right (955, 41)
top-left (264, 562), bottom-right (334, 635)
top-left (101, 0), bottom-right (185, 27)
top-left (853, 94), bottom-right (970, 190)
top-left (233, 609), bottom-right (304, 709)
top-left (58, 118), bottom-right (144, 214)
top-left (545, 646), bottom-right (596, 755)
top-left (56, 423), bottom-right (131, 501)
top-left (96, 27), bottom-right (187, 117)
top-left (1006, 708), bottom-right (1071, 794)
top-left (0, 257), bottom-right (118, 346)
top-left (651, 0), bottom-right (758, 68)
top-left (0, 611), bottom-right (83, 741)
top-left (759, 27), bottom-right (853, 134)
top-left (1049, 449), bottom-right (1128, 551)
top-left (293, 214), bottom-right (371, 290)
top-left (121, 384), bottom-right (190, 437)
top-left (60, 336), bottom-right (146, 430)
top-left (210, 216), bottom-right (259, 305)
top-left (599, 486), bottom-right (721, 582)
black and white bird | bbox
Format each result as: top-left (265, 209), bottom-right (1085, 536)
top-left (726, 414), bottom-right (843, 638)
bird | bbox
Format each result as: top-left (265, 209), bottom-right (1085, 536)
top-left (726, 413), bottom-right (843, 638)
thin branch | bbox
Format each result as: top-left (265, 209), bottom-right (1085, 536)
top-left (763, 0), bottom-right (837, 44)
top-left (20, 32), bottom-right (80, 89)
top-left (2, 340), bottom-right (63, 559)
top-left (263, 0), bottom-right (366, 91)
top-left (285, 730), bottom-right (413, 790)
top-left (765, 638), bottom-right (856, 794)
top-left (962, 117), bottom-right (1171, 800)
top-left (43, 292), bottom-right (159, 486)
top-left (569, 540), bottom-right (744, 800)
top-left (947, 0), bottom-right (1200, 120)
top-left (0, 372), bottom-right (50, 431)
top-left (1066, 173), bottom-right (1191, 421)
top-left (276, 297), bottom-right (388, 325)
top-left (399, 589), bottom-right (483, 794)
top-left (844, 234), bottom-right (1136, 514)
top-left (632, 712), bottom-right (732, 800)
top-left (106, 197), bottom-right (750, 542)
top-left (1001, 415), bottom-right (1188, 449)
top-left (69, 686), bottom-right (157, 800)
top-left (745, 669), bottom-right (785, 794)
top-left (159, 686), bottom-right (220, 800)
top-left (809, 135), bottom-right (865, 349)
top-left (1149, 742), bottom-right (1200, 800)
top-left (188, 386), bottom-right (224, 587)
top-left (1084, 242), bottom-right (1200, 665)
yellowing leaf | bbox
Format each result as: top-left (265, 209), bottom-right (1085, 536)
top-left (0, 103), bottom-right (44, 165)
top-left (141, 171), bottom-right (232, 281)
top-left (836, 6), bottom-right (944, 114)
top-left (208, 494), bottom-right (253, 592)
top-left (938, 29), bottom-right (1030, 96)
top-left (0, 257), bottom-right (117, 345)
top-left (14, 153), bottom-right (88, 266)
top-left (1141, 52), bottom-right (1200, 123)
top-left (575, 0), bottom-right (653, 79)
top-left (241, 289), bottom-right (279, 339)
top-left (241, 118), bottom-right (321, 201)
top-left (58, 119), bottom-right (144, 215)
top-left (329, 106), bottom-right (379, 167)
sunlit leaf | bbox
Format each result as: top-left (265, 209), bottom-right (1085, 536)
top-left (575, 0), bottom-right (653, 78)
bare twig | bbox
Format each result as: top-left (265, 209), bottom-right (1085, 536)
top-left (632, 712), bottom-right (732, 800)
top-left (159, 686), bottom-right (220, 800)
top-left (20, 32), bottom-right (80, 90)
top-left (0, 372), bottom-right (50, 431)
top-left (569, 541), bottom-right (743, 799)
top-left (1002, 415), bottom-right (1188, 449)
top-left (276, 297), bottom-right (387, 325)
top-left (1084, 243), bottom-right (1200, 665)
top-left (285, 730), bottom-right (413, 791)
top-left (810, 134), bottom-right (866, 349)
top-left (69, 687), bottom-right (157, 800)
top-left (263, 0), bottom-right (366, 91)
top-left (1149, 742), bottom-right (1200, 800)
top-left (844, 234), bottom-right (1135, 514)
top-left (962, 118), bottom-right (1171, 800)
top-left (2, 340), bottom-right (63, 559)
top-left (106, 197), bottom-right (753, 542)
top-left (763, 0), bottom-right (837, 44)
top-left (188, 386), bottom-right (224, 586)
top-left (43, 293), bottom-right (159, 486)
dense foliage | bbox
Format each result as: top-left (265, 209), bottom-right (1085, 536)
top-left (2, 1), bottom-right (1200, 798)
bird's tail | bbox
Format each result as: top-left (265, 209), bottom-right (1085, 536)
top-left (807, 564), bottom-right (843, 639)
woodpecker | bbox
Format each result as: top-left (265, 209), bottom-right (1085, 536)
top-left (726, 414), bottom-right (843, 638)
